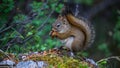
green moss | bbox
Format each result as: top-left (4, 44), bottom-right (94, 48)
top-left (28, 53), bottom-right (89, 68)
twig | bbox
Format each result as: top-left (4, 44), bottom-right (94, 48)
top-left (0, 49), bottom-right (12, 60)
top-left (0, 24), bottom-right (6, 31)
top-left (97, 56), bottom-right (120, 64)
top-left (0, 25), bottom-right (13, 34)
top-left (37, 10), bottom-right (54, 31)
top-left (5, 37), bottom-right (17, 52)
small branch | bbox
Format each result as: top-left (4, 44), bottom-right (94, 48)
top-left (97, 56), bottom-right (120, 64)
top-left (0, 49), bottom-right (12, 60)
top-left (37, 10), bottom-right (54, 31)
top-left (4, 37), bottom-right (17, 51)
top-left (0, 24), bottom-right (6, 31)
top-left (0, 25), bottom-right (13, 34)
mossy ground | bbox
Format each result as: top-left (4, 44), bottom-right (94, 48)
top-left (21, 49), bottom-right (95, 68)
top-left (0, 49), bottom-right (96, 68)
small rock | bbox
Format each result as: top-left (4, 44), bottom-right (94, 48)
top-left (36, 61), bottom-right (48, 68)
top-left (16, 60), bottom-right (37, 68)
top-left (0, 59), bottom-right (15, 66)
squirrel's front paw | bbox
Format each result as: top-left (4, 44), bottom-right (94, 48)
top-left (49, 30), bottom-right (58, 38)
top-left (49, 30), bottom-right (53, 36)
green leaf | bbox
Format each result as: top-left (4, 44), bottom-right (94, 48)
top-left (41, 45), bottom-right (46, 50)
top-left (51, 3), bottom-right (56, 10)
top-left (36, 44), bottom-right (40, 48)
top-left (27, 32), bottom-right (33, 36)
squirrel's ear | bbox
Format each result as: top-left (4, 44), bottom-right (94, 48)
top-left (62, 16), bottom-right (67, 23)
top-left (58, 15), bottom-right (65, 20)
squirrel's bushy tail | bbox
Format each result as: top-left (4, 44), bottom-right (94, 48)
top-left (61, 4), bottom-right (96, 49)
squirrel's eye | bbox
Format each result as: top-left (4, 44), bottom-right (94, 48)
top-left (56, 24), bottom-right (60, 27)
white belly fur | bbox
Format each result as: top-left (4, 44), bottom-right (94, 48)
top-left (61, 37), bottom-right (74, 50)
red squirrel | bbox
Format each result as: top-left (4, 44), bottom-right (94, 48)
top-left (49, 13), bottom-right (95, 52)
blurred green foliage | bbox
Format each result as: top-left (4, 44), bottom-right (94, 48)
top-left (0, 0), bottom-right (86, 54)
top-left (0, 0), bottom-right (14, 13)
top-left (0, 0), bottom-right (14, 24)
top-left (113, 15), bottom-right (120, 47)
top-left (98, 43), bottom-right (111, 56)
top-left (0, 0), bottom-right (63, 53)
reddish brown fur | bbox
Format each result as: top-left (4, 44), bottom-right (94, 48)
top-left (50, 14), bottom-right (94, 52)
